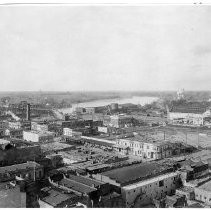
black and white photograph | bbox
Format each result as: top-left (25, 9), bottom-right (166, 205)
top-left (1, 0), bottom-right (211, 208)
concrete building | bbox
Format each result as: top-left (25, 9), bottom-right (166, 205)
top-left (31, 121), bottom-right (48, 132)
top-left (115, 136), bottom-right (181, 160)
top-left (4, 128), bottom-right (23, 139)
top-left (94, 161), bottom-right (180, 207)
top-left (194, 180), bottom-right (211, 205)
top-left (63, 128), bottom-right (82, 139)
top-left (98, 126), bottom-right (108, 134)
top-left (23, 130), bottom-right (54, 143)
top-left (110, 115), bottom-right (134, 128)
top-left (168, 103), bottom-right (211, 126)
top-left (85, 107), bottom-right (96, 114)
top-left (178, 159), bottom-right (209, 183)
top-left (6, 120), bottom-right (31, 130)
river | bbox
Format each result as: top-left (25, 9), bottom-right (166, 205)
top-left (59, 96), bottom-right (158, 114)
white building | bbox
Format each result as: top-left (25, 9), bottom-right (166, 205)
top-left (31, 121), bottom-right (48, 132)
top-left (110, 115), bottom-right (133, 128)
top-left (168, 104), bottom-right (211, 126)
top-left (115, 136), bottom-right (177, 160)
top-left (23, 130), bottom-right (54, 143)
top-left (97, 126), bottom-right (108, 133)
top-left (63, 128), bottom-right (82, 139)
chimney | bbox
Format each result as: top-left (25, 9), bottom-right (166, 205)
top-left (26, 104), bottom-right (31, 121)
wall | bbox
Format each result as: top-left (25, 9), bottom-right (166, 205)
top-left (169, 112), bottom-right (204, 125)
top-left (121, 172), bottom-right (179, 207)
top-left (38, 200), bottom-right (54, 208)
top-left (23, 131), bottom-right (39, 142)
top-left (195, 188), bottom-right (211, 205)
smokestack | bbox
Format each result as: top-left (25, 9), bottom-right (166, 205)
top-left (26, 103), bottom-right (31, 121)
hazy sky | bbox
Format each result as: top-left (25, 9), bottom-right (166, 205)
top-left (1, 5), bottom-right (211, 91)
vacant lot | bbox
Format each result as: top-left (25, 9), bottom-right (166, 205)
top-left (152, 129), bottom-right (211, 149)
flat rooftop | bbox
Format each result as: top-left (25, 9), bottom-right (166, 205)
top-left (101, 161), bottom-right (173, 185)
top-left (118, 135), bottom-right (178, 147)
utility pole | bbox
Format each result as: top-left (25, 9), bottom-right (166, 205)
top-left (197, 127), bottom-right (199, 149)
top-left (33, 157), bottom-right (36, 182)
top-left (185, 132), bottom-right (187, 145)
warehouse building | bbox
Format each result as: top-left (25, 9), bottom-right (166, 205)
top-left (23, 130), bottom-right (54, 143)
top-left (168, 103), bottom-right (211, 126)
top-left (93, 161), bottom-right (180, 207)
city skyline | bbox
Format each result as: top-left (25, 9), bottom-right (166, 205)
top-left (1, 5), bottom-right (211, 91)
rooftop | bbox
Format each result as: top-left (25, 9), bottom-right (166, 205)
top-left (197, 179), bottom-right (211, 192)
top-left (59, 177), bottom-right (97, 194)
top-left (101, 161), bottom-right (173, 185)
top-left (179, 159), bottom-right (208, 168)
top-left (118, 135), bottom-right (178, 147)
top-left (170, 104), bottom-right (208, 114)
top-left (176, 186), bottom-right (194, 193)
top-left (0, 161), bottom-right (42, 174)
top-left (0, 182), bottom-right (24, 208)
top-left (40, 187), bottom-right (77, 207)
top-left (67, 174), bottom-right (105, 187)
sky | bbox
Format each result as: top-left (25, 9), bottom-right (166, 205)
top-left (0, 5), bottom-right (211, 91)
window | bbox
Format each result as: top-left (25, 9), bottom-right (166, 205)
top-left (159, 180), bottom-right (164, 187)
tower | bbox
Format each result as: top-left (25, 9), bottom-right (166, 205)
top-left (26, 104), bottom-right (31, 121)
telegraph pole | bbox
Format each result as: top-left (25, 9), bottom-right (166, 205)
top-left (197, 127), bottom-right (199, 149)
top-left (185, 132), bottom-right (187, 145)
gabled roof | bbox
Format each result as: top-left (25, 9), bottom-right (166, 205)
top-left (68, 175), bottom-right (104, 187)
top-left (59, 178), bottom-right (97, 194)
